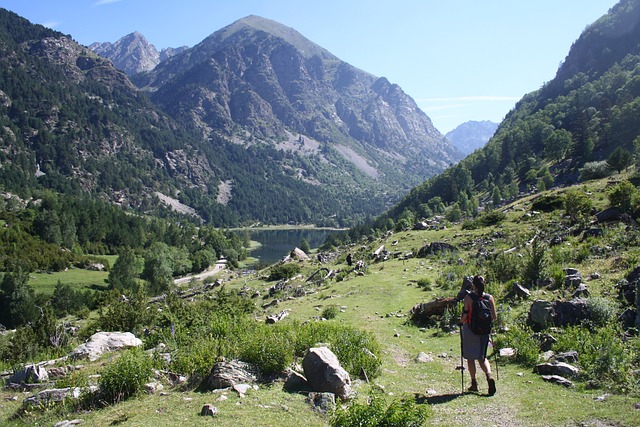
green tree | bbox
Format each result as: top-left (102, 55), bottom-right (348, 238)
top-left (522, 237), bottom-right (547, 289)
top-left (607, 147), bottom-right (633, 173)
top-left (109, 248), bottom-right (142, 291)
top-left (607, 180), bottom-right (638, 214)
top-left (142, 242), bottom-right (173, 295)
top-left (0, 268), bottom-right (39, 328)
top-left (564, 188), bottom-right (593, 226)
top-left (299, 238), bottom-right (311, 254)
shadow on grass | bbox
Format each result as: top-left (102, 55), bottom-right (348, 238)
top-left (414, 391), bottom-right (492, 405)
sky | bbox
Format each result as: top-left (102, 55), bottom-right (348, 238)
top-left (0, 0), bottom-right (621, 134)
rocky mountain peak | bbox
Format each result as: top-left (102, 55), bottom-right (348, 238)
top-left (89, 31), bottom-right (160, 75)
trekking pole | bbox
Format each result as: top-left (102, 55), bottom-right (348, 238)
top-left (490, 334), bottom-right (499, 381)
top-left (459, 323), bottom-right (464, 394)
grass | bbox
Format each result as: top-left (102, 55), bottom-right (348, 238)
top-left (4, 176), bottom-right (640, 426)
top-left (28, 266), bottom-right (109, 295)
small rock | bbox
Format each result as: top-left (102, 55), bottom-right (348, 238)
top-left (54, 420), bottom-right (84, 427)
top-left (594, 393), bottom-right (611, 402)
top-left (415, 352), bottom-right (434, 363)
top-left (200, 404), bottom-right (218, 417)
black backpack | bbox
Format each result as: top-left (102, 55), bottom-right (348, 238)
top-left (469, 292), bottom-right (493, 335)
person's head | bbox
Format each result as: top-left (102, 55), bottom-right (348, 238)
top-left (472, 275), bottom-right (485, 295)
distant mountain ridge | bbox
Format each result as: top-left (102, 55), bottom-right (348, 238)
top-left (89, 31), bottom-right (188, 75)
top-left (132, 15), bottom-right (462, 181)
top-left (0, 9), bottom-right (462, 227)
top-left (445, 120), bottom-right (498, 155)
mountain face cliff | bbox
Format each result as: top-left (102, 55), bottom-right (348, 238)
top-left (379, 0), bottom-right (640, 225)
top-left (132, 16), bottom-right (462, 183)
top-left (0, 9), bottom-right (463, 227)
top-left (89, 32), bottom-right (188, 75)
top-left (445, 120), bottom-right (498, 156)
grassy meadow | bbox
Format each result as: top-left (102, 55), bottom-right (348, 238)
top-left (2, 177), bottom-right (640, 426)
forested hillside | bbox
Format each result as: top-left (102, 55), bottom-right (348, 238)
top-left (340, 0), bottom-right (640, 236)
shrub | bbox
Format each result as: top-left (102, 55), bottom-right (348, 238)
top-left (240, 324), bottom-right (296, 376)
top-left (99, 349), bottom-right (152, 403)
top-left (268, 263), bottom-right (301, 281)
top-left (416, 278), bottom-right (432, 291)
top-left (486, 252), bottom-right (523, 285)
top-left (554, 325), bottom-right (635, 392)
top-left (331, 392), bottom-right (431, 427)
top-left (579, 161), bottom-right (611, 181)
top-left (493, 322), bottom-right (539, 367)
top-left (585, 297), bottom-right (617, 327)
top-left (322, 305), bottom-right (340, 319)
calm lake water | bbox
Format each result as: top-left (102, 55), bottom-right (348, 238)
top-left (246, 228), bottom-right (336, 265)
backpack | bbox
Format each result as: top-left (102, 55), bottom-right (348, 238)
top-left (469, 292), bottom-right (493, 335)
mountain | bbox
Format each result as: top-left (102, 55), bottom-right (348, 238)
top-left (0, 9), bottom-right (221, 214)
top-left (132, 15), bottom-right (462, 188)
top-left (0, 10), bottom-right (461, 227)
top-left (344, 0), bottom-right (640, 233)
top-left (445, 120), bottom-right (498, 156)
top-left (89, 32), bottom-right (188, 75)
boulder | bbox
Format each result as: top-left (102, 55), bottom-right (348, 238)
top-left (553, 351), bottom-right (579, 364)
top-left (417, 242), bottom-right (458, 257)
top-left (554, 299), bottom-right (589, 327)
top-left (534, 362), bottom-right (580, 378)
top-left (302, 347), bottom-right (351, 400)
top-left (54, 420), bottom-right (84, 427)
top-left (307, 392), bottom-right (336, 414)
top-left (528, 300), bottom-right (554, 330)
top-left (290, 247), bottom-right (309, 261)
top-left (283, 370), bottom-right (311, 393)
top-left (200, 404), bottom-right (218, 417)
top-left (206, 360), bottom-right (259, 390)
top-left (571, 283), bottom-right (590, 298)
top-left (9, 364), bottom-right (49, 384)
top-left (23, 386), bottom-right (98, 408)
top-left (70, 332), bottom-right (142, 361)
top-left (409, 297), bottom-right (457, 326)
top-left (513, 282), bottom-right (531, 299)
top-left (541, 375), bottom-right (575, 387)
top-left (565, 274), bottom-right (582, 288)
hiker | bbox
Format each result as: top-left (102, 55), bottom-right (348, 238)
top-left (459, 275), bottom-right (497, 395)
top-left (346, 253), bottom-right (353, 267)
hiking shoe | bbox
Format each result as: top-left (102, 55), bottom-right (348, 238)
top-left (467, 380), bottom-right (478, 392)
top-left (488, 378), bottom-right (496, 396)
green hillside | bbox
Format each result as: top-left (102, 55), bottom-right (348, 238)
top-left (2, 174), bottom-right (640, 426)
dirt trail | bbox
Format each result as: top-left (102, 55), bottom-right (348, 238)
top-left (173, 259), bottom-right (226, 285)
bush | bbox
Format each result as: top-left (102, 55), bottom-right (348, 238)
top-left (554, 325), bottom-right (635, 392)
top-left (268, 263), bottom-right (301, 281)
top-left (99, 349), bottom-right (152, 403)
top-left (331, 392), bottom-right (431, 427)
top-left (416, 278), bottom-right (432, 291)
top-left (322, 305), bottom-right (340, 319)
top-left (493, 322), bottom-right (539, 367)
top-left (579, 161), bottom-right (611, 181)
top-left (240, 324), bottom-right (296, 376)
top-left (585, 297), bottom-right (617, 327)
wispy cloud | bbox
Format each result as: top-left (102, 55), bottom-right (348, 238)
top-left (42, 21), bottom-right (61, 29)
top-left (94, 0), bottom-right (123, 5)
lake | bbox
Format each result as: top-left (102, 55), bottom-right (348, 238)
top-left (246, 228), bottom-right (336, 265)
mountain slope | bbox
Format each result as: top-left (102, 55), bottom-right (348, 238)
top-left (445, 120), bottom-right (498, 156)
top-left (374, 0), bottom-right (640, 225)
top-left (89, 32), bottom-right (188, 75)
top-left (133, 15), bottom-right (462, 189)
top-left (0, 8), bottom-right (219, 213)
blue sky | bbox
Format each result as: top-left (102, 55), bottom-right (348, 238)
top-left (0, 0), bottom-right (620, 133)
